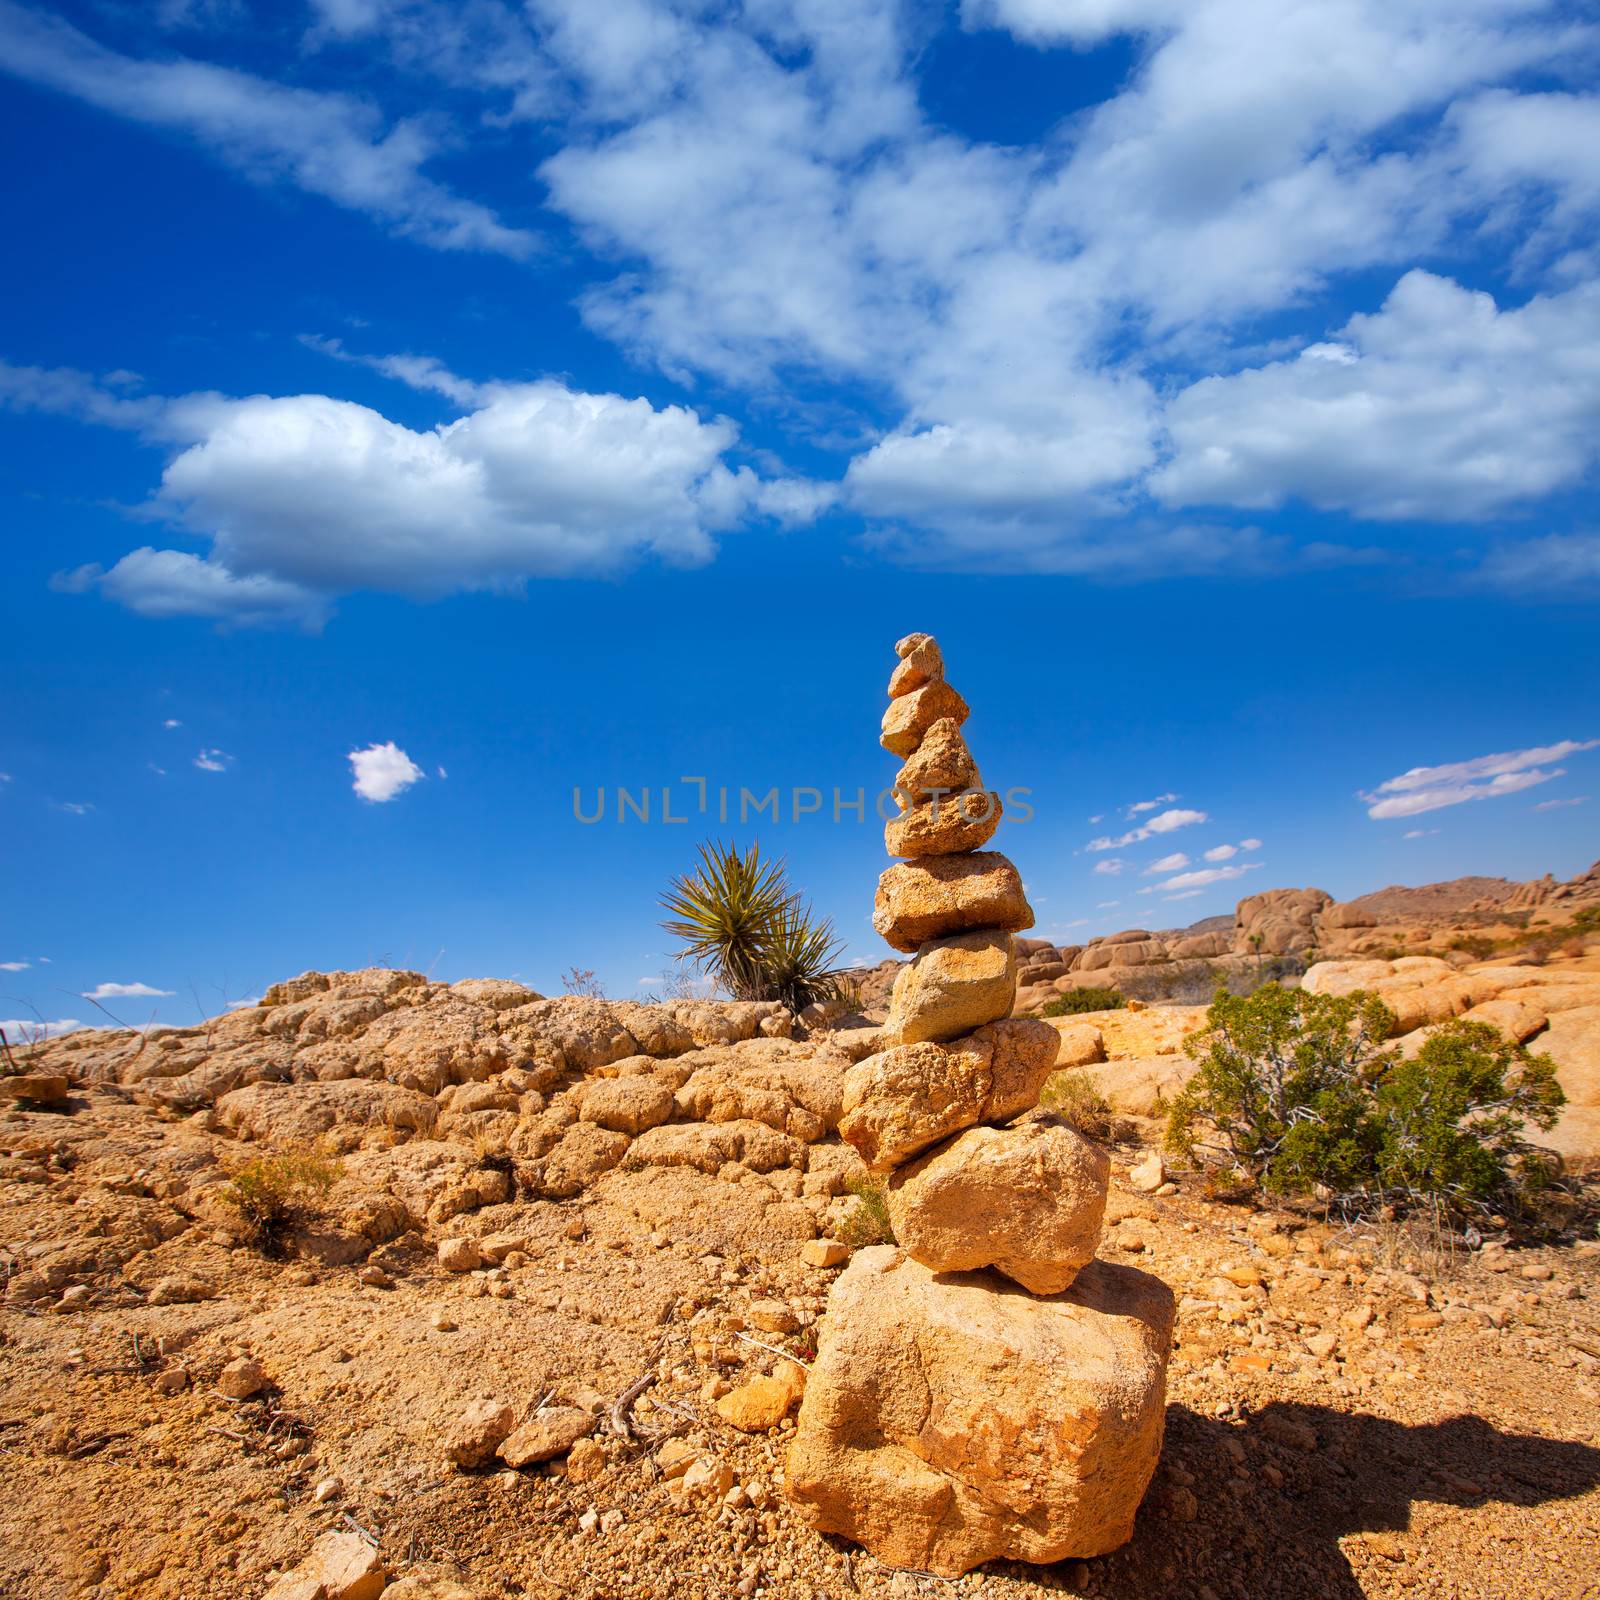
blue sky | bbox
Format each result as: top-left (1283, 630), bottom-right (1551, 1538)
top-left (2, 0), bottom-right (1597, 1034)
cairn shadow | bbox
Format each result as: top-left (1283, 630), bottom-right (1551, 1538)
top-left (1081, 1402), bottom-right (1600, 1600)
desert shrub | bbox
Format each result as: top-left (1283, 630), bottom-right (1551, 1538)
top-left (561, 967), bottom-right (606, 998)
top-left (1167, 985), bottom-right (1566, 1224)
top-left (1448, 934), bottom-right (1497, 961)
top-left (1039, 1069), bottom-right (1114, 1140)
top-left (1041, 986), bottom-right (1126, 1017)
top-left (838, 1174), bottom-right (895, 1248)
top-left (660, 840), bottom-right (846, 1011)
top-left (1373, 1022), bottom-right (1564, 1208)
top-left (218, 1148), bottom-right (341, 1252)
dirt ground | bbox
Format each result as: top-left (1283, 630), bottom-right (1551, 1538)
top-left (3, 1079), bottom-right (1598, 1600)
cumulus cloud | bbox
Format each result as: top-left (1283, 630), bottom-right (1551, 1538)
top-left (84, 981), bottom-right (174, 1000)
top-left (1363, 739), bottom-right (1599, 818)
top-left (1156, 862), bottom-right (1262, 892)
top-left (1204, 839), bottom-right (1262, 861)
top-left (0, 961), bottom-right (30, 972)
top-left (163, 718), bottom-right (182, 729)
top-left (1092, 858), bottom-right (1128, 876)
top-left (349, 741), bottom-right (425, 802)
top-left (1128, 793), bottom-right (1179, 816)
top-left (1144, 852), bottom-right (1190, 873)
top-left (0, 2), bottom-right (534, 256)
top-left (193, 748), bottom-right (233, 772)
top-left (1087, 808), bottom-right (1208, 851)
top-left (20, 357), bottom-right (823, 624)
top-left (1155, 273), bottom-right (1600, 520)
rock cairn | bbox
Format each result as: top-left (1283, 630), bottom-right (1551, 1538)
top-left (785, 633), bottom-right (1176, 1577)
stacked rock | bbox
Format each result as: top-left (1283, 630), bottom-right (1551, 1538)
top-left (786, 633), bottom-right (1176, 1577)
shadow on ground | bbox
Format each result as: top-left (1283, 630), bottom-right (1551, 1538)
top-left (997, 1402), bottom-right (1600, 1600)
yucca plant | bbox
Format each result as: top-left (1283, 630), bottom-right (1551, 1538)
top-left (759, 894), bottom-right (847, 1012)
top-left (660, 840), bottom-right (793, 1000)
top-left (660, 840), bottom-right (845, 1008)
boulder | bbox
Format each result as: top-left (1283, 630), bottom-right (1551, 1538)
top-left (888, 634), bottom-right (944, 697)
top-left (214, 1080), bottom-right (438, 1148)
top-left (786, 1249), bottom-right (1175, 1576)
top-left (882, 931), bottom-right (1016, 1046)
top-left (1537, 1003), bottom-right (1600, 1160)
top-left (884, 789), bottom-right (1003, 858)
top-left (890, 718), bottom-right (979, 808)
top-left (839, 1020), bottom-right (1057, 1173)
top-left (0, 1073), bottom-right (70, 1103)
top-left (886, 1120), bottom-right (1108, 1294)
top-left (580, 1076), bottom-right (676, 1135)
top-left (881, 681), bottom-right (970, 759)
top-left (873, 852), bottom-right (1033, 953)
top-left (531, 1122), bottom-right (630, 1198)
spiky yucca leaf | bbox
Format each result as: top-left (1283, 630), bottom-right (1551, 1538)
top-left (760, 896), bottom-right (847, 1012)
top-left (660, 840), bottom-right (791, 1000)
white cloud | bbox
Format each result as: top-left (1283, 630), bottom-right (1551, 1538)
top-left (1203, 844), bottom-right (1237, 862)
top-left (1403, 827), bottom-right (1440, 838)
top-left (1472, 532), bottom-right (1600, 596)
top-left (0, 1017), bottom-right (82, 1042)
top-left (1156, 273), bottom-right (1600, 520)
top-left (163, 718), bottom-right (183, 729)
top-left (350, 741), bottom-right (425, 802)
top-left (21, 359), bottom-right (821, 624)
top-left (1144, 852), bottom-right (1190, 873)
top-left (0, 961), bottom-right (29, 972)
top-left (1128, 793), bottom-right (1178, 816)
top-left (0, 2), bottom-right (534, 257)
top-left (1087, 808), bottom-right (1208, 850)
top-left (1095, 900), bottom-right (1121, 909)
top-left (1363, 739), bottom-right (1599, 818)
top-left (1240, 838), bottom-right (1262, 851)
top-left (1163, 889), bottom-right (1204, 902)
top-left (1092, 858), bottom-right (1128, 876)
top-left (1532, 795), bottom-right (1588, 811)
top-left (84, 981), bottom-right (174, 1000)
top-left (194, 748), bottom-right (233, 772)
top-left (1157, 862), bottom-right (1262, 891)
top-left (57, 801), bottom-right (94, 815)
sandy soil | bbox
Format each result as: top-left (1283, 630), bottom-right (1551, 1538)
top-left (3, 1083), bottom-right (1598, 1600)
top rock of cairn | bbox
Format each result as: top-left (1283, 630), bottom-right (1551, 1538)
top-left (785, 634), bottom-right (1176, 1577)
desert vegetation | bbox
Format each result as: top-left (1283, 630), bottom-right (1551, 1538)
top-left (1166, 985), bottom-right (1568, 1229)
top-left (660, 840), bottom-right (846, 1011)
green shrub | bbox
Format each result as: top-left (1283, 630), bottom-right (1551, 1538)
top-left (1040, 986), bottom-right (1126, 1017)
top-left (660, 840), bottom-right (845, 1011)
top-left (218, 1148), bottom-right (342, 1252)
top-left (1373, 1022), bottom-right (1563, 1206)
top-left (838, 1174), bottom-right (895, 1248)
top-left (1039, 1069), bottom-right (1114, 1139)
top-left (1166, 985), bottom-right (1566, 1223)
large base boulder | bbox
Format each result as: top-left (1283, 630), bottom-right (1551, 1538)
top-left (786, 1248), bottom-right (1174, 1576)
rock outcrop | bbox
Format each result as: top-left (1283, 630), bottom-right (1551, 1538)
top-left (786, 633), bottom-right (1175, 1576)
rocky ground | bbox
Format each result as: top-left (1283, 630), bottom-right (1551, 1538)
top-left (3, 962), bottom-right (1599, 1600)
